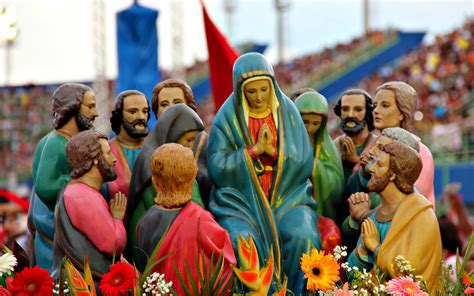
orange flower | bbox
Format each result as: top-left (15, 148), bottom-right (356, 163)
top-left (464, 274), bottom-right (473, 287)
top-left (300, 248), bottom-right (340, 292)
top-left (231, 235), bottom-right (286, 295)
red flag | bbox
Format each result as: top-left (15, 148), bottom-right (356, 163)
top-left (201, 1), bottom-right (239, 112)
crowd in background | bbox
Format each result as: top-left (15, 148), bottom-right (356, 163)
top-left (274, 30), bottom-right (396, 94)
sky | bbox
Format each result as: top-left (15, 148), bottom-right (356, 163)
top-left (0, 0), bottom-right (472, 86)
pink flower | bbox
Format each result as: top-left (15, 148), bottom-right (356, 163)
top-left (465, 287), bottom-right (474, 294)
top-left (386, 276), bottom-right (427, 296)
top-left (333, 282), bottom-right (354, 296)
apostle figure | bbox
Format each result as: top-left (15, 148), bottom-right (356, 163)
top-left (347, 142), bottom-right (442, 294)
top-left (136, 143), bottom-right (235, 295)
top-left (343, 127), bottom-right (420, 251)
top-left (333, 89), bottom-right (377, 181)
top-left (294, 91), bottom-right (344, 221)
top-left (52, 130), bottom-right (127, 284)
top-left (207, 52), bottom-right (321, 294)
top-left (104, 90), bottom-right (150, 203)
top-left (30, 83), bottom-right (98, 271)
top-left (372, 81), bottom-right (435, 206)
top-left (127, 104), bottom-right (205, 262)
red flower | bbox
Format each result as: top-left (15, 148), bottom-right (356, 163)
top-left (7, 266), bottom-right (54, 296)
top-left (465, 287), bottom-right (474, 294)
top-left (464, 274), bottom-right (473, 287)
top-left (0, 286), bottom-right (10, 296)
top-left (99, 262), bottom-right (135, 296)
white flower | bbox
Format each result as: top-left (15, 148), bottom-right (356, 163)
top-left (0, 253), bottom-right (17, 276)
top-left (142, 272), bottom-right (173, 296)
top-left (333, 245), bottom-right (349, 260)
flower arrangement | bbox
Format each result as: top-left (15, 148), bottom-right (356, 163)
top-left (1, 233), bottom-right (472, 295)
top-left (297, 233), bottom-right (474, 295)
top-left (299, 246), bottom-right (430, 296)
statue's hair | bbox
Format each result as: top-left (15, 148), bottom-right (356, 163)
top-left (52, 83), bottom-right (92, 129)
top-left (67, 130), bottom-right (107, 178)
top-left (381, 127), bottom-right (419, 152)
top-left (381, 142), bottom-right (422, 194)
top-left (151, 143), bottom-right (197, 208)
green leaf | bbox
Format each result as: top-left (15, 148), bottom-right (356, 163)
top-left (195, 250), bottom-right (204, 288)
top-left (173, 264), bottom-right (192, 296)
top-left (184, 260), bottom-right (201, 295)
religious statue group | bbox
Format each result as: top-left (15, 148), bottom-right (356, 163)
top-left (28, 53), bottom-right (442, 295)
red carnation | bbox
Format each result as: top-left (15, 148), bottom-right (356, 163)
top-left (99, 262), bottom-right (135, 296)
top-left (7, 266), bottom-right (54, 296)
top-left (0, 286), bottom-right (10, 296)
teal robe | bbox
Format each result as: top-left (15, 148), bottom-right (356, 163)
top-left (31, 132), bottom-right (71, 272)
top-left (207, 52), bottom-right (321, 294)
top-left (295, 92), bottom-right (345, 221)
top-left (127, 104), bottom-right (205, 262)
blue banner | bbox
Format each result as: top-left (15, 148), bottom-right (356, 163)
top-left (116, 3), bottom-right (160, 128)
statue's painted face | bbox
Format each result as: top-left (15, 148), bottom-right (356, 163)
top-left (98, 139), bottom-right (117, 182)
top-left (76, 90), bottom-right (98, 131)
top-left (177, 130), bottom-right (199, 149)
top-left (340, 94), bottom-right (367, 135)
top-left (244, 79), bottom-right (271, 113)
top-left (373, 89), bottom-right (404, 131)
top-left (366, 135), bottom-right (393, 171)
top-left (301, 113), bottom-right (323, 138)
top-left (122, 94), bottom-right (149, 138)
top-left (157, 87), bottom-right (186, 116)
top-left (367, 150), bottom-right (391, 193)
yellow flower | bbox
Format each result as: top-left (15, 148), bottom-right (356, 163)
top-left (300, 248), bottom-right (340, 292)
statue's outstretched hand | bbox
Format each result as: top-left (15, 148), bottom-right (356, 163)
top-left (110, 192), bottom-right (127, 220)
top-left (348, 192), bottom-right (371, 222)
top-left (361, 218), bottom-right (380, 253)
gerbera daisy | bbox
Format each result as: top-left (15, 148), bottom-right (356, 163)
top-left (99, 262), bottom-right (136, 296)
top-left (0, 253), bottom-right (17, 276)
top-left (300, 248), bottom-right (340, 292)
top-left (7, 266), bottom-right (54, 296)
top-left (0, 286), bottom-right (10, 296)
top-left (386, 276), bottom-right (427, 296)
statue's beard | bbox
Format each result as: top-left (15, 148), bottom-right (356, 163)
top-left (76, 112), bottom-right (96, 131)
top-left (367, 170), bottom-right (391, 193)
top-left (340, 117), bottom-right (366, 136)
top-left (98, 156), bottom-right (117, 182)
top-left (122, 118), bottom-right (149, 139)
